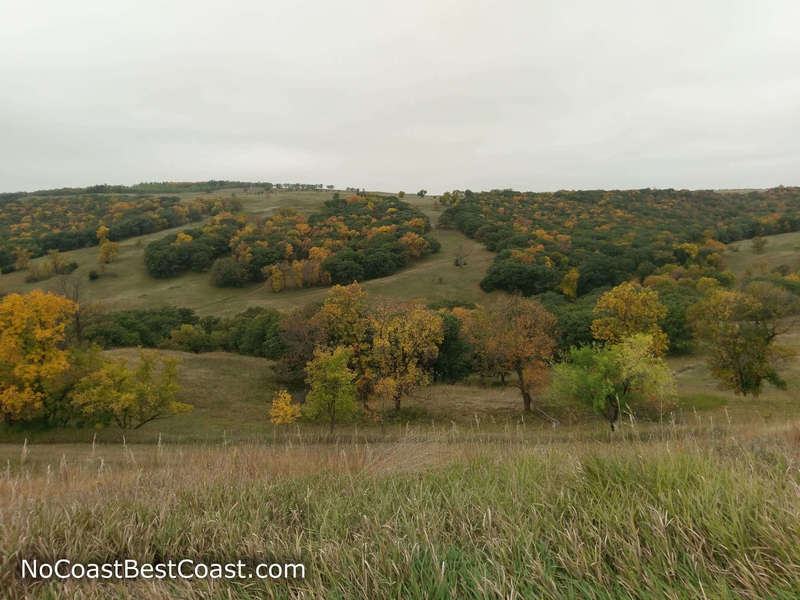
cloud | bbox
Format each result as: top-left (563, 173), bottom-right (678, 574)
top-left (1, 0), bottom-right (799, 193)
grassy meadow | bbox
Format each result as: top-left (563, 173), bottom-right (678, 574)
top-left (4, 419), bottom-right (800, 599)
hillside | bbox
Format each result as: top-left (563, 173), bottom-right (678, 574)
top-left (0, 190), bottom-right (495, 314)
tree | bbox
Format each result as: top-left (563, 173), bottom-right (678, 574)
top-left (752, 235), bottom-right (767, 254)
top-left (316, 283), bottom-right (374, 403)
top-left (0, 291), bottom-right (77, 423)
top-left (559, 267), bottom-right (580, 299)
top-left (689, 283), bottom-right (796, 396)
top-left (275, 303), bottom-right (325, 385)
top-left (97, 225), bottom-right (119, 269)
top-left (463, 296), bottom-right (558, 412)
top-left (209, 257), bottom-right (248, 287)
top-left (71, 349), bottom-right (191, 429)
top-left (55, 273), bottom-right (101, 344)
top-left (13, 247), bottom-right (31, 270)
top-left (591, 281), bottom-right (668, 355)
top-left (99, 240), bottom-right (120, 265)
top-left (269, 389), bottom-right (301, 424)
top-left (303, 346), bottom-right (357, 434)
top-left (549, 334), bottom-right (676, 431)
top-left (432, 312), bottom-right (473, 382)
top-left (371, 303), bottom-right (444, 410)
top-left (417, 189), bottom-right (427, 197)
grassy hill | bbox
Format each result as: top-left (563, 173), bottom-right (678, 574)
top-left (0, 191), bottom-right (495, 315)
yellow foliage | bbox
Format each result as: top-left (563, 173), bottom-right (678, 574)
top-left (99, 239), bottom-right (120, 264)
top-left (0, 290), bottom-right (77, 421)
top-left (269, 390), bottom-right (302, 424)
top-left (591, 282), bottom-right (668, 355)
top-left (371, 303), bottom-right (444, 410)
top-left (559, 268), bottom-right (580, 299)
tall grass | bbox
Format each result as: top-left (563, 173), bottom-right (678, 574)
top-left (2, 421), bottom-right (800, 598)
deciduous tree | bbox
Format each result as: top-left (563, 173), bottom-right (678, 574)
top-left (549, 334), bottom-right (676, 431)
top-left (689, 283), bottom-right (796, 396)
top-left (371, 303), bottom-right (443, 410)
top-left (463, 296), bottom-right (558, 412)
top-left (591, 281), bottom-right (668, 355)
top-left (269, 389), bottom-right (302, 424)
top-left (0, 291), bottom-right (77, 423)
top-left (303, 346), bottom-right (357, 434)
top-left (71, 349), bottom-right (190, 429)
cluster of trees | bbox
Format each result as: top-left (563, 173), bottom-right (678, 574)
top-left (144, 195), bottom-right (440, 289)
top-left (0, 290), bottom-right (189, 428)
top-left (0, 193), bottom-right (241, 272)
top-left (439, 187), bottom-right (800, 298)
top-left (3, 276), bottom-right (793, 433)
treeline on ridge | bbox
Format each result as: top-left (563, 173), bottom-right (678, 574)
top-left (0, 194), bottom-right (241, 272)
top-left (438, 187), bottom-right (800, 297)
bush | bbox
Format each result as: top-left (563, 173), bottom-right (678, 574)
top-left (88, 270), bottom-right (100, 280)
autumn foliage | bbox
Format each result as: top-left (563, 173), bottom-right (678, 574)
top-left (0, 291), bottom-right (77, 422)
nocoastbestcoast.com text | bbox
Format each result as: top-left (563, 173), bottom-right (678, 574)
top-left (21, 558), bottom-right (305, 581)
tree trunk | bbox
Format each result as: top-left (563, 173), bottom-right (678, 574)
top-left (329, 404), bottom-right (335, 435)
top-left (394, 393), bottom-right (402, 411)
top-left (607, 394), bottom-right (620, 432)
top-left (516, 367), bottom-right (532, 412)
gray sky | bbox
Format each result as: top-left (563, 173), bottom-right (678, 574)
top-left (1, 0), bottom-right (799, 194)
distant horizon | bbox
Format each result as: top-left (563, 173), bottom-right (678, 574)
top-left (2, 178), bottom-right (795, 197)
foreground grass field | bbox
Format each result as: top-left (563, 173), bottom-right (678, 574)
top-left (3, 421), bottom-right (800, 599)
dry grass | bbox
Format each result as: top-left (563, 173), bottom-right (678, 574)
top-left (3, 420), bottom-right (800, 598)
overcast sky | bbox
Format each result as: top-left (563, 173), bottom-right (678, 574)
top-left (1, 0), bottom-right (799, 194)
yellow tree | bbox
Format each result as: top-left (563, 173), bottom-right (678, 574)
top-left (591, 281), bottom-right (668, 355)
top-left (0, 291), bottom-right (77, 422)
top-left (99, 240), bottom-right (120, 265)
top-left (96, 225), bottom-right (119, 269)
top-left (371, 303), bottom-right (444, 411)
top-left (559, 267), bottom-right (580, 299)
top-left (463, 296), bottom-right (558, 412)
top-left (269, 389), bottom-right (302, 424)
top-left (689, 283), bottom-right (796, 396)
top-left (96, 225), bottom-right (110, 244)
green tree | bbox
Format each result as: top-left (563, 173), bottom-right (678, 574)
top-left (752, 235), bottom-right (767, 254)
top-left (304, 346), bottom-right (357, 434)
top-left (689, 283), bottom-right (796, 396)
top-left (432, 312), bottom-right (473, 382)
top-left (71, 349), bottom-right (191, 429)
top-left (549, 334), bottom-right (676, 431)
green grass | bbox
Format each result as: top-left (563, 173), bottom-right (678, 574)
top-left (3, 422), bottom-right (800, 598)
top-left (677, 392), bottom-right (728, 411)
top-left (726, 230), bottom-right (800, 279)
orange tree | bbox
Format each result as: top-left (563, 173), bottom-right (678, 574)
top-left (463, 296), bottom-right (558, 412)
